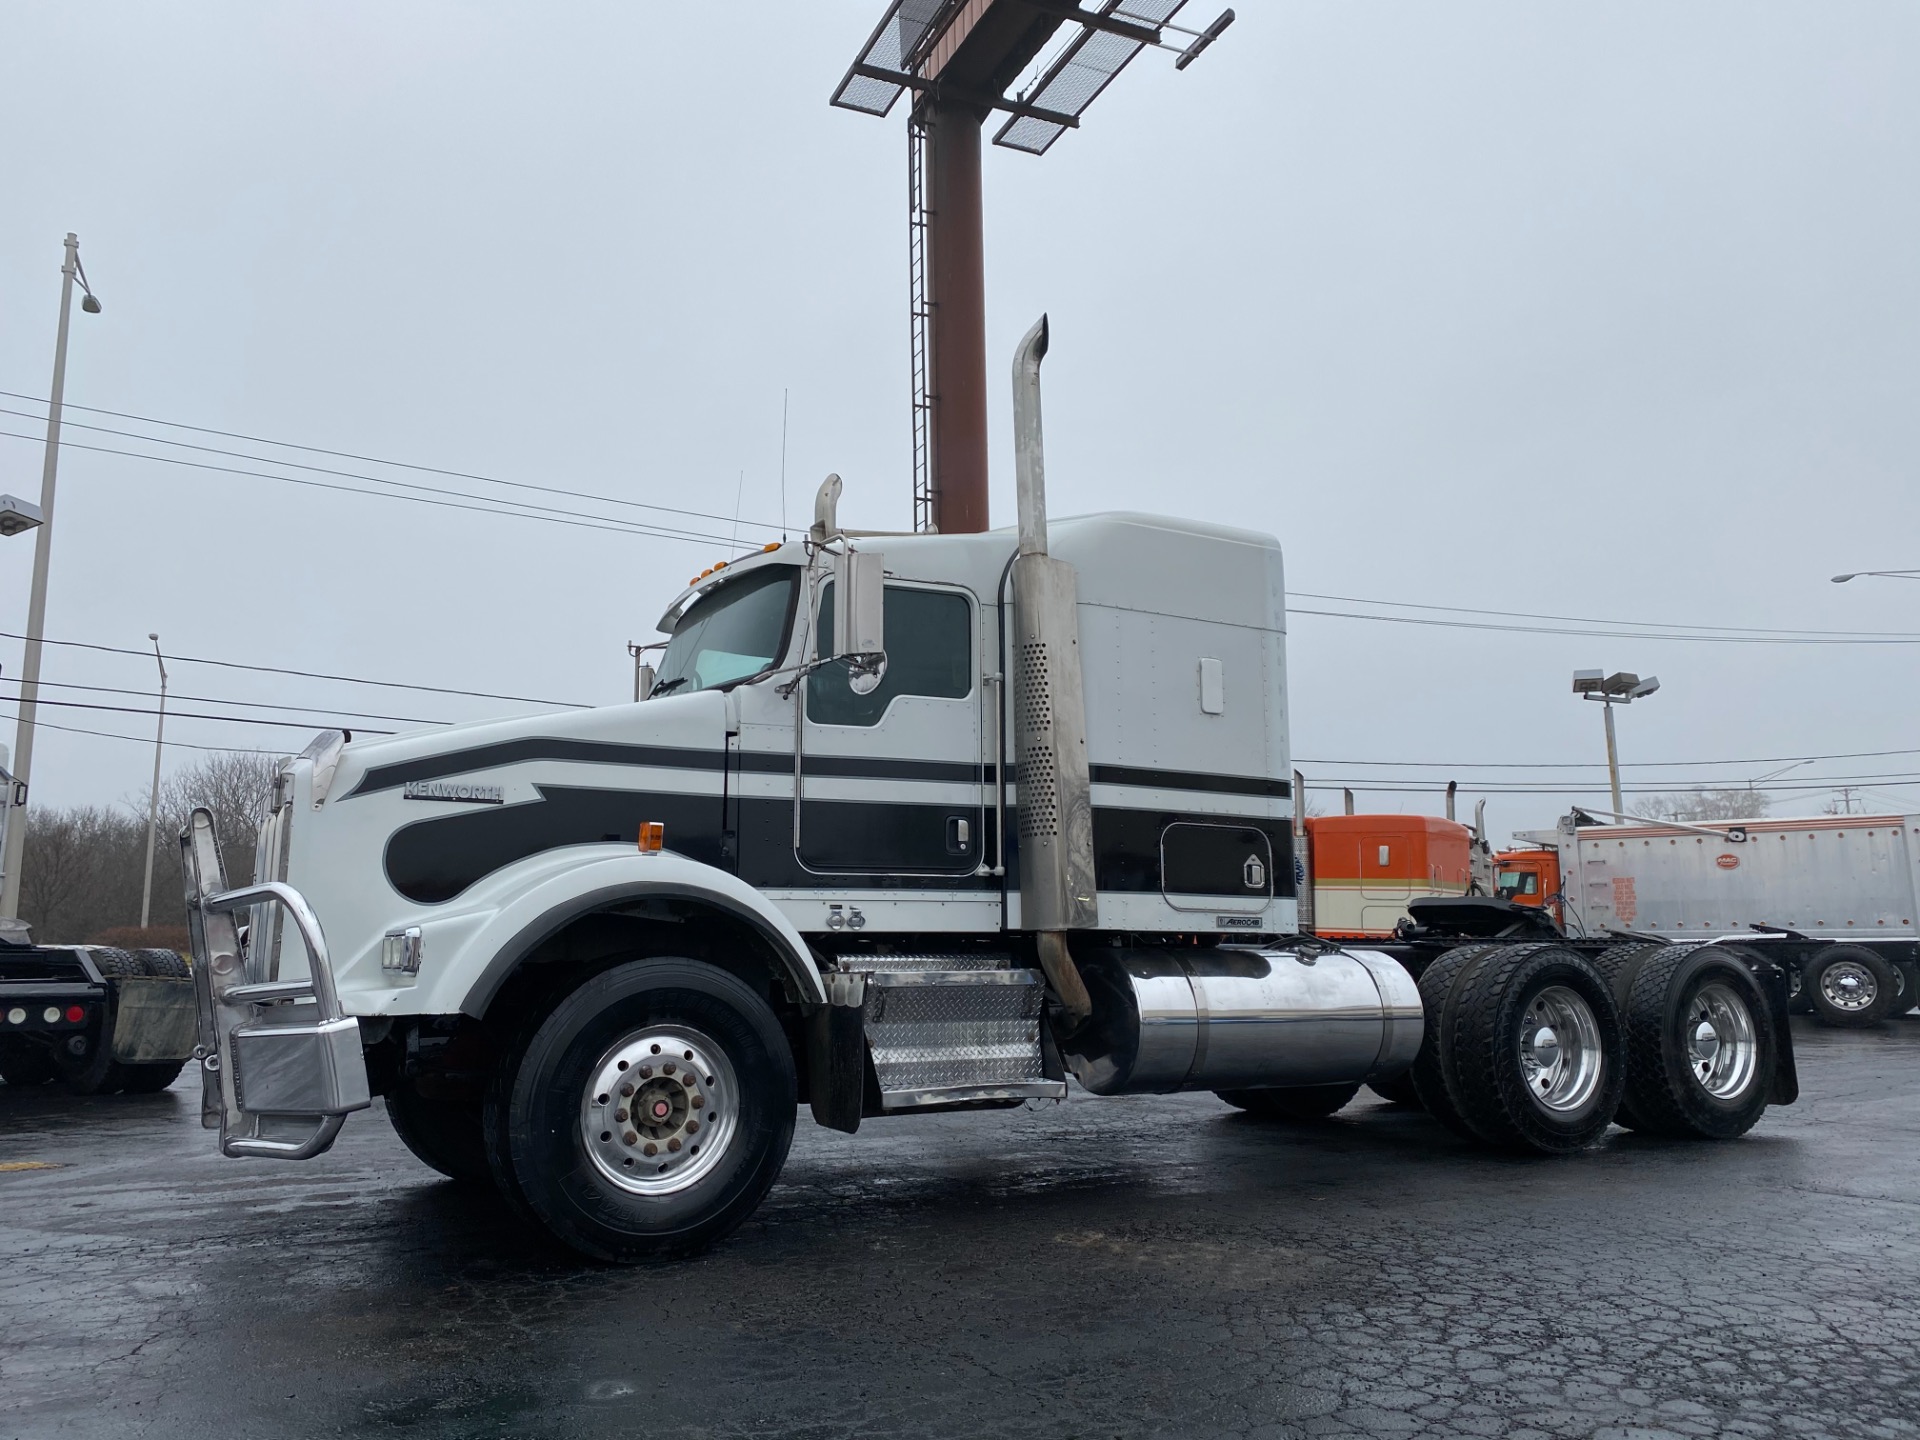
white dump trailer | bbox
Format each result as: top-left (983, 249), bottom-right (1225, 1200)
top-left (1509, 814), bottom-right (1920, 1027)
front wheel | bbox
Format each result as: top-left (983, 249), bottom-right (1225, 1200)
top-left (487, 958), bottom-right (796, 1263)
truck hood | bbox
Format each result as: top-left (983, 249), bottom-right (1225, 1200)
top-left (322, 689), bottom-right (731, 805)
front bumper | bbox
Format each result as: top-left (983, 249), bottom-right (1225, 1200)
top-left (182, 808), bottom-right (370, 1160)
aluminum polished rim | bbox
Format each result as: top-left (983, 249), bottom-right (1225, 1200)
top-left (1686, 980), bottom-right (1758, 1099)
top-left (1517, 985), bottom-right (1604, 1114)
top-left (1819, 960), bottom-right (1878, 1012)
top-left (580, 1025), bottom-right (739, 1197)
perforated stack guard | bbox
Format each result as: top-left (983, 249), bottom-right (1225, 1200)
top-left (1011, 551), bottom-right (1099, 932)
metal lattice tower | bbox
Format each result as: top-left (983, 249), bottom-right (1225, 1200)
top-left (908, 111), bottom-right (935, 533)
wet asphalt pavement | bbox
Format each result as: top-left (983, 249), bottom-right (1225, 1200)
top-left (3, 1017), bottom-right (1918, 1440)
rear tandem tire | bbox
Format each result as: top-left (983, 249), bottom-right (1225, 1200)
top-left (1618, 947), bottom-right (1775, 1140)
top-left (1408, 943), bottom-right (1510, 1140)
top-left (1805, 945), bottom-right (1896, 1028)
top-left (1216, 1083), bottom-right (1361, 1120)
top-left (487, 957), bottom-right (797, 1263)
top-left (1891, 960), bottom-right (1919, 1018)
top-left (1447, 946), bottom-right (1626, 1154)
top-left (1586, 942), bottom-right (1677, 1133)
top-left (387, 1078), bottom-right (493, 1183)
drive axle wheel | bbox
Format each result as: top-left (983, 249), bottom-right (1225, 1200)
top-left (54, 948), bottom-right (141, 1095)
top-left (1617, 947), bottom-right (1774, 1140)
top-left (0, 1036), bottom-right (57, 1086)
top-left (1892, 960), bottom-right (1919, 1017)
top-left (1216, 1083), bottom-right (1359, 1120)
top-left (1806, 945), bottom-right (1895, 1028)
top-left (1408, 942), bottom-right (1514, 1139)
top-left (1447, 946), bottom-right (1626, 1154)
top-left (487, 957), bottom-right (795, 1263)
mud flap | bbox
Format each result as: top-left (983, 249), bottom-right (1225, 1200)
top-left (1755, 960), bottom-right (1799, 1105)
top-left (807, 972), bottom-right (866, 1135)
top-left (108, 978), bottom-right (199, 1064)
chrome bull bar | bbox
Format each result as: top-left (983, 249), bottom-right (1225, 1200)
top-left (181, 807), bottom-right (369, 1160)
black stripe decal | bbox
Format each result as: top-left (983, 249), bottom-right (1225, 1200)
top-left (1090, 764), bottom-right (1291, 799)
top-left (351, 739), bottom-right (726, 797)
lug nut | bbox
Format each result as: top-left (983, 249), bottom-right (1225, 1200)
top-left (667, 1138), bottom-right (682, 1153)
top-left (690, 1094), bottom-right (705, 1108)
top-left (685, 1120), bottom-right (699, 1136)
top-left (622, 1130), bottom-right (639, 1146)
top-left (615, 1109), bottom-right (628, 1123)
top-left (638, 1065), bottom-right (653, 1078)
top-left (644, 1143), bottom-right (658, 1157)
top-left (619, 1083), bottom-right (634, 1097)
top-left (663, 1062), bottom-right (676, 1076)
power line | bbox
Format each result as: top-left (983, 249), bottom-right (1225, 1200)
top-left (1291, 590), bottom-right (1920, 642)
top-left (1296, 745), bottom-right (1920, 770)
top-left (0, 688), bottom-right (396, 735)
top-left (0, 708), bottom-right (281, 757)
top-left (0, 428), bottom-right (763, 552)
top-left (1288, 604), bottom-right (1920, 646)
top-left (13, 677), bottom-right (447, 728)
top-left (0, 391), bottom-right (788, 534)
top-left (0, 629), bottom-right (589, 708)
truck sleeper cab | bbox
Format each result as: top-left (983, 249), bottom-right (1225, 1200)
top-left (181, 320), bottom-right (1793, 1262)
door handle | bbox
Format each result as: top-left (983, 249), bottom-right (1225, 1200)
top-left (947, 815), bottom-right (971, 855)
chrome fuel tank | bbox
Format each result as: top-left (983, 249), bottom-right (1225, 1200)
top-left (1062, 946), bottom-right (1423, 1096)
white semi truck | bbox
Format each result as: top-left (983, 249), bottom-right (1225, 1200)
top-left (180, 320), bottom-right (1796, 1261)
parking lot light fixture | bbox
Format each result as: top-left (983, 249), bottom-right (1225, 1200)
top-left (1574, 668), bottom-right (1660, 818)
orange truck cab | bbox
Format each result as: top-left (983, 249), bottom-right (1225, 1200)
top-left (1302, 814), bottom-right (1478, 940)
top-left (1494, 848), bottom-right (1564, 926)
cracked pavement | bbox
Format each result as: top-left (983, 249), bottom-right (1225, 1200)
top-left (2, 1016), bottom-right (1917, 1439)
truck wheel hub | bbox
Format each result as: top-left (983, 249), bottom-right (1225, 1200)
top-left (1820, 961), bottom-right (1875, 1011)
top-left (1687, 981), bottom-right (1757, 1099)
top-left (581, 1026), bottom-right (738, 1197)
top-left (1516, 986), bottom-right (1603, 1114)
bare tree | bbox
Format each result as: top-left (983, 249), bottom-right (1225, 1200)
top-left (1630, 788), bottom-right (1771, 824)
top-left (15, 749), bottom-right (284, 944)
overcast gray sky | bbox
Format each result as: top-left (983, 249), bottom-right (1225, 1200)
top-left (2, 1), bottom-right (1917, 845)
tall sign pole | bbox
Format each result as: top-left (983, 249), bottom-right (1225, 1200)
top-left (832, 1), bottom-right (1233, 537)
top-left (925, 98), bottom-right (991, 535)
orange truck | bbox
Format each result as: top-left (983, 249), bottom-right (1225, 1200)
top-left (1297, 811), bottom-right (1491, 940)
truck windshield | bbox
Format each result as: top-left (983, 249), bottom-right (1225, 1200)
top-left (653, 567), bottom-right (798, 696)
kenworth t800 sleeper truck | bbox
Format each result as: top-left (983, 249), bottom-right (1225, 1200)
top-left (180, 320), bottom-right (1795, 1261)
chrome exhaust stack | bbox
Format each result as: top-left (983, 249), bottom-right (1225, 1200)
top-left (1010, 315), bottom-right (1096, 1023)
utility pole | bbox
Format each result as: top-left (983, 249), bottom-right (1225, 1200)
top-left (1, 234), bottom-right (102, 921)
top-left (140, 634), bottom-right (169, 929)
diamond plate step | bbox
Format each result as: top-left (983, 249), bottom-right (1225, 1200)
top-left (859, 969), bottom-right (1066, 1111)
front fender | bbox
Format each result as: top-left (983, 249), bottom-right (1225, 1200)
top-left (371, 848), bottom-right (826, 1017)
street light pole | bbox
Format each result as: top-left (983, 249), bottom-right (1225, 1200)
top-left (1600, 696), bottom-right (1622, 817)
top-left (1, 234), bottom-right (101, 921)
top-left (140, 634), bottom-right (168, 929)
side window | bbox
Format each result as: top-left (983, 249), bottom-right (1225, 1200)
top-left (808, 583), bottom-right (972, 727)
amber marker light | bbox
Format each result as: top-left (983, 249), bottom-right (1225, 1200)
top-left (637, 822), bottom-right (665, 854)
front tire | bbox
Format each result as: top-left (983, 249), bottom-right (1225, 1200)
top-left (489, 958), bottom-right (796, 1263)
top-left (387, 1077), bottom-right (492, 1182)
top-left (1806, 945), bottom-right (1895, 1028)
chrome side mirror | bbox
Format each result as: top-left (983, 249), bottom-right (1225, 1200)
top-left (833, 549), bottom-right (886, 695)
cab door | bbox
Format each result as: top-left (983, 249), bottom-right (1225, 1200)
top-left (795, 580), bottom-right (986, 877)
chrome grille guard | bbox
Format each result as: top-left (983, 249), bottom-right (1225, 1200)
top-left (181, 807), bottom-right (370, 1160)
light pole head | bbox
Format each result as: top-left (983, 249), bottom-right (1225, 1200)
top-left (1832, 573), bottom-right (1857, 584)
top-left (0, 496), bottom-right (45, 537)
top-left (80, 293), bottom-right (101, 314)
top-left (1572, 669), bottom-right (1604, 695)
top-left (1627, 675), bottom-right (1660, 700)
top-left (147, 632), bottom-right (159, 643)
